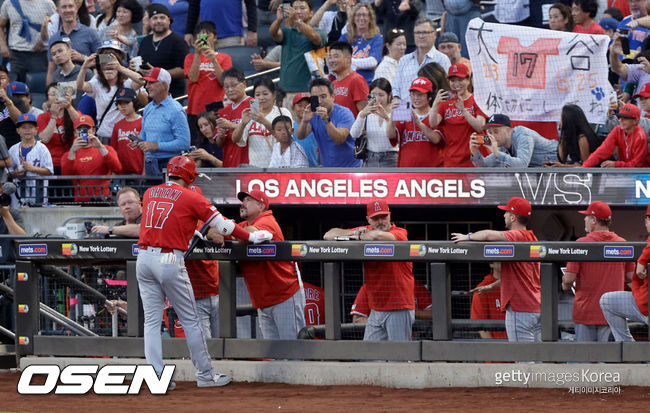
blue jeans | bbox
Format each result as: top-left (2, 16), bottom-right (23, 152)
top-left (364, 151), bottom-right (398, 167)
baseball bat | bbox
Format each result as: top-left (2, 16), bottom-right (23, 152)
top-left (184, 222), bottom-right (210, 259)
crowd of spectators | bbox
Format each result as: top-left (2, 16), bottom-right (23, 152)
top-left (3, 0), bottom-right (650, 206)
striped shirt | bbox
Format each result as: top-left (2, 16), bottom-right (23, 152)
top-left (392, 46), bottom-right (451, 103)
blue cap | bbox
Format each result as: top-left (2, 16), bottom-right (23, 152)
top-left (16, 113), bottom-right (37, 126)
top-left (600, 17), bottom-right (619, 31)
top-left (7, 81), bottom-right (29, 96)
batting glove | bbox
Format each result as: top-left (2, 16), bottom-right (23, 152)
top-left (249, 230), bottom-right (273, 244)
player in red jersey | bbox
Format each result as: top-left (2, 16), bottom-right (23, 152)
top-left (325, 199), bottom-right (415, 341)
top-left (600, 205), bottom-right (650, 341)
top-left (235, 189), bottom-right (306, 339)
top-left (137, 155), bottom-right (271, 388)
top-left (563, 201), bottom-right (633, 342)
top-left (469, 264), bottom-right (507, 339)
top-left (351, 280), bottom-right (432, 323)
top-left (452, 197), bottom-right (541, 342)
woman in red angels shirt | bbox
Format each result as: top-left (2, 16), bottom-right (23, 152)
top-left (386, 76), bottom-right (443, 167)
top-left (428, 63), bottom-right (486, 167)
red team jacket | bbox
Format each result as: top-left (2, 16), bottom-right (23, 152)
top-left (565, 231), bottom-right (634, 324)
top-left (470, 273), bottom-right (507, 339)
top-left (350, 224), bottom-right (415, 311)
top-left (60, 146), bottom-right (122, 202)
top-left (218, 97), bottom-right (252, 167)
top-left (236, 210), bottom-right (300, 309)
top-left (634, 236), bottom-right (650, 316)
top-left (350, 280), bottom-right (431, 318)
top-left (501, 230), bottom-right (541, 313)
top-left (582, 125), bottom-right (648, 167)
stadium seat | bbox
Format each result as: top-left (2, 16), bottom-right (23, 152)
top-left (257, 25), bottom-right (277, 53)
top-left (25, 71), bottom-right (48, 94)
top-left (31, 93), bottom-right (46, 111)
top-left (216, 46), bottom-right (261, 76)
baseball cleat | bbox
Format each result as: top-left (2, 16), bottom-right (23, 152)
top-left (197, 374), bottom-right (232, 387)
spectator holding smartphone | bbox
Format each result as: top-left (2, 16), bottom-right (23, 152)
top-left (184, 21), bottom-right (232, 145)
top-left (61, 115), bottom-right (122, 202)
top-left (470, 114), bottom-right (558, 167)
top-left (110, 87), bottom-right (143, 174)
top-left (232, 77), bottom-right (293, 167)
top-left (428, 63), bottom-right (486, 167)
top-left (187, 111), bottom-right (223, 167)
top-left (350, 78), bottom-right (398, 167)
top-left (386, 76), bottom-right (443, 167)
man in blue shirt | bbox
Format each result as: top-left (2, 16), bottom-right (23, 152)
top-left (470, 114), bottom-right (558, 167)
top-left (46, 0), bottom-right (101, 86)
top-left (296, 78), bottom-right (361, 167)
top-left (617, 0), bottom-right (649, 56)
top-left (138, 67), bottom-right (190, 176)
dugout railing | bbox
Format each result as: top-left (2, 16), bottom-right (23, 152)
top-left (11, 239), bottom-right (650, 363)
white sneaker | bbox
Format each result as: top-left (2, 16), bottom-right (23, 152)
top-left (197, 374), bottom-right (232, 388)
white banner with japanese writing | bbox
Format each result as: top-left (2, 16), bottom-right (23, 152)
top-left (466, 18), bottom-right (614, 124)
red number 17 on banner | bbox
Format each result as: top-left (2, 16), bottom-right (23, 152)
top-left (497, 37), bottom-right (561, 89)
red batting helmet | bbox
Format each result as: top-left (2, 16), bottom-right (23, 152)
top-left (167, 155), bottom-right (198, 184)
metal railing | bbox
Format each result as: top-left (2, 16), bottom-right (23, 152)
top-left (12, 239), bottom-right (650, 363)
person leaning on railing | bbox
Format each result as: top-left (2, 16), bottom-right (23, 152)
top-left (91, 186), bottom-right (142, 238)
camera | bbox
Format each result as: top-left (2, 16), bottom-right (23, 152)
top-left (367, 93), bottom-right (376, 106)
top-left (475, 134), bottom-right (491, 145)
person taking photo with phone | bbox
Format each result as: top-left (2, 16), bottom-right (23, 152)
top-left (76, 39), bottom-right (146, 144)
top-left (428, 63), bottom-right (486, 167)
top-left (184, 21), bottom-right (232, 145)
top-left (470, 114), bottom-right (558, 168)
top-left (350, 78), bottom-right (397, 167)
top-left (297, 77), bottom-right (359, 167)
top-left (386, 76), bottom-right (443, 167)
top-left (61, 115), bottom-right (122, 202)
top-left (232, 76), bottom-right (293, 167)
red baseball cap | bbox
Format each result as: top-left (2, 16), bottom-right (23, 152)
top-left (646, 205), bottom-right (650, 216)
top-left (367, 199), bottom-right (390, 218)
top-left (616, 103), bottom-right (640, 120)
top-left (143, 67), bottom-right (171, 85)
top-left (497, 197), bottom-right (532, 217)
top-left (73, 114), bottom-right (95, 129)
top-left (634, 83), bottom-right (650, 99)
top-left (578, 201), bottom-right (611, 220)
top-left (447, 63), bottom-right (470, 79)
top-left (409, 77), bottom-right (433, 94)
top-left (292, 92), bottom-right (311, 106)
top-left (237, 189), bottom-right (269, 209)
